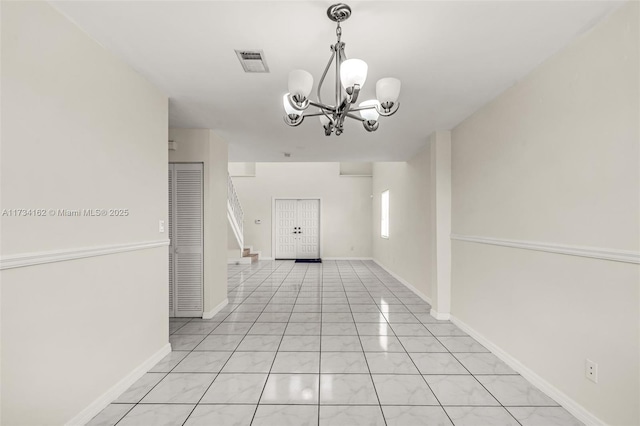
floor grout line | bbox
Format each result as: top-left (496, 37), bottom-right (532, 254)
top-left (172, 260), bottom-right (291, 426)
top-left (357, 259), bottom-right (460, 425)
top-left (341, 260), bottom-right (388, 426)
top-left (248, 261), bottom-right (308, 425)
top-left (100, 260), bottom-right (575, 426)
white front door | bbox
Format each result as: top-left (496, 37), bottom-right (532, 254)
top-left (274, 199), bottom-right (320, 259)
top-left (274, 199), bottom-right (297, 259)
top-left (296, 199), bottom-right (320, 259)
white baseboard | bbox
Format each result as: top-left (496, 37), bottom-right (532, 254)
top-left (430, 308), bottom-right (450, 321)
top-left (371, 259), bottom-right (433, 306)
top-left (323, 257), bottom-right (374, 261)
top-left (259, 256), bottom-right (274, 261)
top-left (202, 298), bottom-right (228, 319)
top-left (227, 258), bottom-right (251, 265)
top-left (65, 343), bottom-right (171, 426)
top-left (450, 315), bottom-right (605, 426)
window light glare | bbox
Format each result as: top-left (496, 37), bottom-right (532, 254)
top-left (381, 190), bottom-right (389, 238)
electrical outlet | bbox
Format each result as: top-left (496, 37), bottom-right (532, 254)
top-left (159, 220), bottom-right (165, 233)
top-left (586, 359), bottom-right (598, 383)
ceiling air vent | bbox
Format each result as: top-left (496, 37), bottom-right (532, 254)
top-left (235, 49), bottom-right (269, 73)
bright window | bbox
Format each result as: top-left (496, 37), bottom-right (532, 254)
top-left (381, 190), bottom-right (389, 238)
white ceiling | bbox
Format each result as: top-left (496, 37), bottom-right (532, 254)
top-left (51, 1), bottom-right (622, 161)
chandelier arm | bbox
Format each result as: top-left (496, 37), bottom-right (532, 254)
top-left (349, 105), bottom-right (376, 112)
top-left (316, 49), bottom-right (336, 107)
top-left (345, 112), bottom-right (365, 122)
top-left (336, 46), bottom-right (341, 108)
top-left (303, 111), bottom-right (336, 118)
top-left (308, 100), bottom-right (336, 111)
top-left (335, 42), bottom-right (346, 109)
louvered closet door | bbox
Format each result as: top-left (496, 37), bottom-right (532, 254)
top-left (170, 163), bottom-right (204, 317)
top-left (168, 166), bottom-right (175, 317)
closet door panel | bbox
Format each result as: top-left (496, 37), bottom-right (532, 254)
top-left (171, 163), bottom-right (204, 317)
top-left (168, 165), bottom-right (175, 317)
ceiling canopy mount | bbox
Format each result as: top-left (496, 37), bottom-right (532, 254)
top-left (326, 3), bottom-right (352, 22)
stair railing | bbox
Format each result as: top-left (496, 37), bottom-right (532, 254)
top-left (227, 173), bottom-right (244, 245)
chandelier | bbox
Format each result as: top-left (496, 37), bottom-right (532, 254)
top-left (283, 3), bottom-right (401, 136)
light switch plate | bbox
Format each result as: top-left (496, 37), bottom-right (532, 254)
top-left (159, 220), bottom-right (165, 233)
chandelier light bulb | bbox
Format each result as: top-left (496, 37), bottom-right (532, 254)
top-left (359, 100), bottom-right (380, 121)
top-left (340, 59), bottom-right (368, 90)
top-left (376, 77), bottom-right (401, 106)
top-left (282, 93), bottom-right (300, 117)
top-left (288, 70), bottom-right (314, 100)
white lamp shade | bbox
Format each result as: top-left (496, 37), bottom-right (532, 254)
top-left (376, 77), bottom-right (401, 104)
top-left (319, 114), bottom-right (330, 126)
top-left (359, 100), bottom-right (380, 121)
top-left (283, 94), bottom-right (300, 116)
top-left (288, 70), bottom-right (314, 99)
top-left (340, 59), bottom-right (368, 89)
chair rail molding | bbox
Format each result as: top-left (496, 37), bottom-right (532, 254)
top-left (450, 234), bottom-right (639, 264)
top-left (0, 239), bottom-right (170, 270)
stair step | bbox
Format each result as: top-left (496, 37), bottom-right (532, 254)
top-left (242, 248), bottom-right (250, 257)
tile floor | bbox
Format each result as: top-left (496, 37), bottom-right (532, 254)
top-left (89, 260), bottom-right (583, 426)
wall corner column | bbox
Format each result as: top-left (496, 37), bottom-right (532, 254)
top-left (204, 130), bottom-right (229, 317)
top-left (429, 130), bottom-right (452, 320)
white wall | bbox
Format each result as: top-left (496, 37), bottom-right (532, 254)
top-left (228, 162), bottom-right (256, 177)
top-left (232, 162), bottom-right (372, 259)
top-left (0, 2), bottom-right (168, 424)
top-left (372, 144), bottom-right (433, 300)
top-left (451, 3), bottom-right (639, 425)
top-left (169, 129), bottom-right (228, 315)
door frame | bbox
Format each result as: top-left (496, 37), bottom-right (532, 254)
top-left (271, 197), bottom-right (322, 260)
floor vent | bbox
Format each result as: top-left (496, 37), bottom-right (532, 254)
top-left (235, 49), bottom-right (269, 73)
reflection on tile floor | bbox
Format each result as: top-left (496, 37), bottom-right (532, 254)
top-left (88, 260), bottom-right (583, 426)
